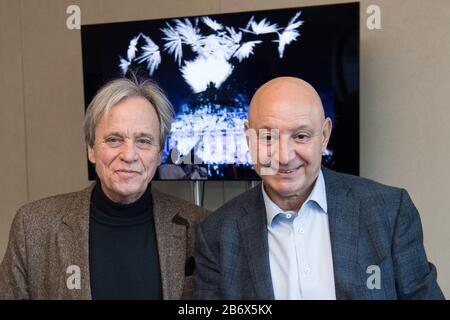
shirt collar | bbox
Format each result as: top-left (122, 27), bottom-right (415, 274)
top-left (262, 169), bottom-right (328, 228)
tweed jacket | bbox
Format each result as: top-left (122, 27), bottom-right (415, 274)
top-left (0, 184), bottom-right (208, 300)
top-left (193, 167), bottom-right (444, 300)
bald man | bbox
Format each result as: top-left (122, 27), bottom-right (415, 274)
top-left (193, 77), bottom-right (444, 300)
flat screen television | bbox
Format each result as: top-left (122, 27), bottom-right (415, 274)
top-left (81, 2), bottom-right (359, 180)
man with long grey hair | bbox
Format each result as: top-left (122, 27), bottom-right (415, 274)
top-left (0, 77), bottom-right (207, 299)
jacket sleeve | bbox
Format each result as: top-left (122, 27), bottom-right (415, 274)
top-left (0, 207), bottom-right (30, 299)
top-left (392, 189), bottom-right (444, 299)
top-left (193, 222), bottom-right (222, 299)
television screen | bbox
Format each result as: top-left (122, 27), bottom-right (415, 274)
top-left (81, 2), bottom-right (359, 180)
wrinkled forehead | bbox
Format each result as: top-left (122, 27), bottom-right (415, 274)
top-left (96, 96), bottom-right (160, 132)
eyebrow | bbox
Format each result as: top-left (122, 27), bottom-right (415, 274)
top-left (257, 125), bottom-right (313, 131)
top-left (134, 132), bottom-right (156, 139)
top-left (103, 131), bottom-right (156, 139)
top-left (102, 131), bottom-right (123, 138)
top-left (293, 125), bottom-right (314, 131)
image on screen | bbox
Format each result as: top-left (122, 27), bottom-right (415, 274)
top-left (81, 2), bottom-right (359, 180)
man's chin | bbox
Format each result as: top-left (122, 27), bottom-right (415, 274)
top-left (274, 187), bottom-right (302, 198)
top-left (110, 182), bottom-right (142, 196)
top-left (265, 180), bottom-right (304, 196)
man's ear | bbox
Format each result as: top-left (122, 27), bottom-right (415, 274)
top-left (87, 145), bottom-right (96, 164)
top-left (322, 117), bottom-right (332, 152)
top-left (244, 121), bottom-right (250, 146)
top-left (157, 148), bottom-right (163, 164)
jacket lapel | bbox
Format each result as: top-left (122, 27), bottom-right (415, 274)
top-left (323, 168), bottom-right (360, 300)
top-left (59, 184), bottom-right (94, 299)
top-left (239, 186), bottom-right (275, 300)
top-left (152, 189), bottom-right (187, 300)
top-left (58, 185), bottom-right (187, 300)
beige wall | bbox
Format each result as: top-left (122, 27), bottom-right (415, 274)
top-left (0, 0), bottom-right (28, 268)
top-left (1, 0), bottom-right (449, 297)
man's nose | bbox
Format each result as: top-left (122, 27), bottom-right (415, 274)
top-left (119, 140), bottom-right (138, 163)
top-left (275, 137), bottom-right (295, 166)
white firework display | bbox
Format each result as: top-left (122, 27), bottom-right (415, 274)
top-left (119, 12), bottom-right (303, 93)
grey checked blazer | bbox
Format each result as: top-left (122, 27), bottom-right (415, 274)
top-left (193, 167), bottom-right (444, 299)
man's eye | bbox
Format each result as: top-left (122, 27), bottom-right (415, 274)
top-left (105, 137), bottom-right (122, 145)
top-left (296, 134), bottom-right (310, 141)
top-left (137, 139), bottom-right (152, 145)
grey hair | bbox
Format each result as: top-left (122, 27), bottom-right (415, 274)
top-left (83, 77), bottom-right (175, 150)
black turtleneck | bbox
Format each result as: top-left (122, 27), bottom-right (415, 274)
top-left (89, 181), bottom-right (161, 300)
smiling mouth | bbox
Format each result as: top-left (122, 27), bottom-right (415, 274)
top-left (279, 169), bottom-right (295, 174)
top-left (115, 170), bottom-right (141, 176)
top-left (276, 165), bottom-right (302, 176)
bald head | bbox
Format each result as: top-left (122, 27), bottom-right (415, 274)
top-left (248, 77), bottom-right (325, 127)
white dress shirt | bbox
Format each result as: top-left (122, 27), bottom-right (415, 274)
top-left (262, 170), bottom-right (336, 300)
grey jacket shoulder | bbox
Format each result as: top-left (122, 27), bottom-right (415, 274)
top-left (322, 168), bottom-right (407, 225)
top-left (12, 186), bottom-right (93, 237)
top-left (324, 168), bottom-right (402, 196)
top-left (200, 185), bottom-right (261, 231)
top-left (16, 187), bottom-right (91, 217)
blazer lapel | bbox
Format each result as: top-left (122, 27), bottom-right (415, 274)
top-left (323, 168), bottom-right (360, 300)
top-left (239, 186), bottom-right (275, 300)
top-left (59, 184), bottom-right (94, 299)
top-left (152, 189), bottom-right (187, 300)
top-left (58, 185), bottom-right (187, 300)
